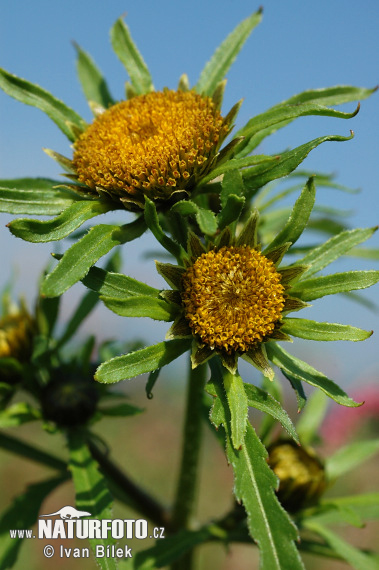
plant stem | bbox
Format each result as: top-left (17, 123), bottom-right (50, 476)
top-left (0, 430), bottom-right (169, 527)
top-left (170, 361), bottom-right (207, 569)
top-left (0, 430), bottom-right (67, 471)
top-left (87, 437), bottom-right (170, 527)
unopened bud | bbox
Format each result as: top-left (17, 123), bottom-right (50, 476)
top-left (267, 440), bottom-right (327, 512)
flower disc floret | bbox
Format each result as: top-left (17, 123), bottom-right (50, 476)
top-left (73, 90), bottom-right (228, 207)
top-left (181, 246), bottom-right (285, 354)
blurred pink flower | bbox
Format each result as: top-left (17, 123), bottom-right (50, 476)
top-left (321, 384), bottom-right (379, 447)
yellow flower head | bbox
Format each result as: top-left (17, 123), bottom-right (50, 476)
top-left (156, 213), bottom-right (308, 375)
top-left (181, 246), bottom-right (285, 354)
top-left (72, 89), bottom-right (231, 210)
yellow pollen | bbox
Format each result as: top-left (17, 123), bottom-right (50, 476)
top-left (181, 246), bottom-right (285, 354)
top-left (73, 90), bottom-right (227, 204)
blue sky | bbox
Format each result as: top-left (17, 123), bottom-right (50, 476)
top-left (1, 0), bottom-right (378, 390)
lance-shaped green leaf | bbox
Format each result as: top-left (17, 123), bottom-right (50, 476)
top-left (303, 520), bottom-right (378, 570)
top-left (0, 178), bottom-right (80, 215)
top-left (257, 182), bottom-right (303, 212)
top-left (8, 199), bottom-right (115, 242)
top-left (0, 476), bottom-right (68, 569)
top-left (243, 133), bottom-right (354, 196)
top-left (222, 367), bottom-right (248, 450)
top-left (266, 195), bottom-right (354, 222)
top-left (0, 402), bottom-right (41, 428)
top-left (29, 334), bottom-right (51, 367)
top-left (210, 382), bottom-right (304, 570)
top-left (199, 154), bottom-right (276, 186)
top-left (164, 208), bottom-right (189, 249)
top-left (237, 425), bottom-right (304, 569)
top-left (78, 335), bottom-right (96, 376)
top-left (217, 193), bottom-right (245, 230)
top-left (82, 265), bottom-right (160, 299)
top-left (196, 9), bottom-right (262, 96)
top-left (68, 432), bottom-right (117, 570)
top-left (275, 85), bottom-right (377, 108)
top-left (98, 402), bottom-right (144, 417)
top-left (281, 318), bottom-right (372, 342)
top-left (290, 270), bottom-right (379, 301)
top-left (236, 120), bottom-right (289, 159)
top-left (341, 291), bottom-right (378, 312)
top-left (348, 247), bottom-right (379, 260)
top-left (235, 85), bottom-right (377, 157)
top-left (302, 503), bottom-right (363, 529)
top-left (171, 200), bottom-right (218, 235)
top-left (110, 17), bottom-right (154, 95)
top-left (288, 170), bottom-right (360, 192)
top-left (220, 168), bottom-right (244, 205)
top-left (257, 376), bottom-right (283, 443)
top-left (287, 376), bottom-right (308, 412)
top-left (236, 101), bottom-right (360, 157)
top-left (296, 227), bottom-right (378, 279)
top-left (244, 383), bottom-right (300, 444)
top-left (318, 493), bottom-right (379, 523)
top-left (0, 381), bottom-right (15, 408)
top-left (101, 295), bottom-right (179, 322)
top-left (256, 171), bottom-right (358, 213)
top-left (265, 177), bottom-right (315, 253)
top-left (325, 439), bottom-right (379, 481)
top-left (259, 205), bottom-right (291, 235)
top-left (95, 339), bottom-right (191, 384)
top-left (54, 251), bottom-right (119, 344)
top-left (0, 67), bottom-right (87, 141)
top-left (198, 207), bottom-right (221, 240)
top-left (144, 197), bottom-right (186, 260)
top-left (206, 378), bottom-right (299, 444)
top-left (313, 203), bottom-right (354, 219)
top-left (57, 289), bottom-right (99, 348)
top-left (307, 216), bottom-right (347, 236)
top-left (145, 369), bottom-right (161, 399)
top-left (296, 539), bottom-right (347, 560)
top-left (74, 42), bottom-right (115, 109)
top-left (216, 169), bottom-right (246, 229)
top-left (36, 294), bottom-right (60, 338)
top-left (41, 216), bottom-right (146, 297)
top-left (295, 390), bottom-right (328, 446)
top-left (267, 342), bottom-right (361, 407)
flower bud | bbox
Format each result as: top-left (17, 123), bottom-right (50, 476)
top-left (0, 304), bottom-right (36, 384)
top-left (267, 440), bottom-right (327, 512)
top-left (41, 368), bottom-right (99, 427)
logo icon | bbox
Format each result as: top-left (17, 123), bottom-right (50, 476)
top-left (39, 506), bottom-right (92, 520)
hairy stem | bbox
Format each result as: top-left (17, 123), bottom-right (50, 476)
top-left (170, 361), bottom-right (207, 569)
